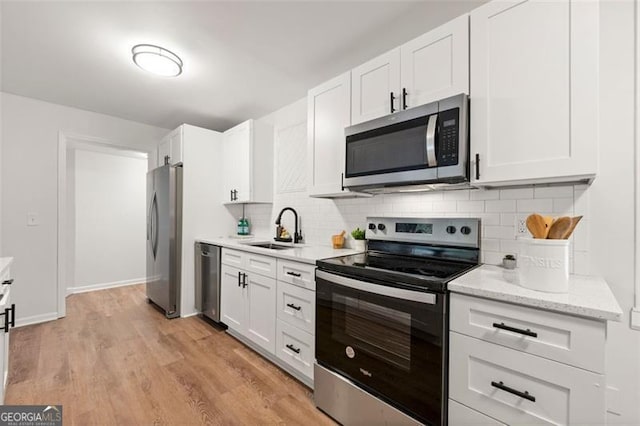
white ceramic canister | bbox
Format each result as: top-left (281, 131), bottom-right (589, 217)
top-left (518, 238), bottom-right (570, 293)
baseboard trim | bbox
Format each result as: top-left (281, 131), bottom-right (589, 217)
top-left (67, 277), bottom-right (146, 295)
top-left (15, 312), bottom-right (58, 328)
top-left (631, 308), bottom-right (640, 330)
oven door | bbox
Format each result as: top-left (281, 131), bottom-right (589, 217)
top-left (315, 270), bottom-right (447, 426)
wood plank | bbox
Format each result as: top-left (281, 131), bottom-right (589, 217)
top-left (5, 284), bottom-right (334, 425)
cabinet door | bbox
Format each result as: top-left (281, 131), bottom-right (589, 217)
top-left (351, 49), bottom-right (401, 124)
top-left (307, 72), bottom-right (351, 197)
top-left (169, 127), bottom-right (183, 165)
top-left (470, 0), bottom-right (597, 185)
top-left (220, 265), bottom-right (245, 332)
top-left (245, 272), bottom-right (276, 353)
top-left (401, 14), bottom-right (469, 109)
top-left (222, 121), bottom-right (252, 203)
top-left (158, 138), bottom-right (171, 168)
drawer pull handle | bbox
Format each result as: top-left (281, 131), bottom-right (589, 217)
top-left (286, 303), bottom-right (302, 311)
top-left (492, 322), bottom-right (538, 338)
top-left (2, 279), bottom-right (13, 286)
top-left (286, 271), bottom-right (302, 277)
top-left (491, 381), bottom-right (536, 402)
top-left (286, 344), bottom-right (301, 354)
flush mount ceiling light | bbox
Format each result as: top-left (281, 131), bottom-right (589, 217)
top-left (132, 44), bottom-right (183, 77)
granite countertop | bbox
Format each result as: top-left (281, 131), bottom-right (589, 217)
top-left (449, 264), bottom-right (623, 322)
top-left (196, 237), bottom-right (363, 265)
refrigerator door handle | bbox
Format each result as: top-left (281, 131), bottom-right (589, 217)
top-left (151, 193), bottom-right (159, 260)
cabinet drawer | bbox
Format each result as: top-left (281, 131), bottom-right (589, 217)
top-left (277, 259), bottom-right (315, 290)
top-left (450, 332), bottom-right (605, 425)
top-left (276, 319), bottom-right (314, 380)
top-left (277, 281), bottom-right (315, 334)
top-left (450, 293), bottom-right (604, 373)
top-left (245, 252), bottom-right (277, 279)
top-left (449, 399), bottom-right (504, 426)
top-left (221, 248), bottom-right (244, 268)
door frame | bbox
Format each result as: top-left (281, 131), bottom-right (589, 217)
top-left (56, 132), bottom-right (151, 318)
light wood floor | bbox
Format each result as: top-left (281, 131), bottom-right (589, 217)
top-left (6, 284), bottom-right (335, 425)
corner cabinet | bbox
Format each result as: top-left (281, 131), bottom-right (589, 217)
top-left (350, 14), bottom-right (469, 125)
top-left (222, 119), bottom-right (274, 204)
top-left (307, 73), bottom-right (370, 199)
top-left (470, 0), bottom-right (598, 187)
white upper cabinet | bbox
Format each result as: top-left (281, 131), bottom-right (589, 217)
top-left (222, 119), bottom-right (274, 204)
top-left (350, 14), bottom-right (469, 125)
top-left (400, 13), bottom-right (469, 110)
top-left (351, 49), bottom-right (401, 124)
top-left (157, 126), bottom-right (183, 167)
top-left (307, 72), bottom-right (370, 198)
top-left (470, 0), bottom-right (598, 186)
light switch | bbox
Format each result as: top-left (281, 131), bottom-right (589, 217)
top-left (27, 212), bottom-right (40, 226)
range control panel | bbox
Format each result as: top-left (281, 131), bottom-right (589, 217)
top-left (365, 217), bottom-right (480, 249)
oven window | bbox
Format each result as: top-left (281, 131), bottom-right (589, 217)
top-left (333, 293), bottom-right (411, 371)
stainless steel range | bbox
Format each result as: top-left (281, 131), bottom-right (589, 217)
top-left (314, 217), bottom-right (480, 426)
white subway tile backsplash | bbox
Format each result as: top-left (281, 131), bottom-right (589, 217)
top-left (483, 251), bottom-right (505, 265)
top-left (516, 198), bottom-right (553, 213)
top-left (432, 201), bottom-right (458, 212)
top-left (500, 213), bottom-right (516, 226)
top-left (486, 200), bottom-right (516, 212)
top-left (477, 213), bottom-right (500, 226)
top-left (500, 239), bottom-right (520, 255)
top-left (552, 198), bottom-right (574, 215)
top-left (457, 200), bottom-right (484, 212)
top-left (500, 187), bottom-right (534, 200)
top-left (534, 186), bottom-right (574, 198)
top-left (573, 250), bottom-right (590, 275)
top-left (481, 239), bottom-right (500, 252)
top-left (470, 189), bottom-right (500, 200)
top-left (484, 225), bottom-right (515, 240)
top-left (443, 190), bottom-right (470, 201)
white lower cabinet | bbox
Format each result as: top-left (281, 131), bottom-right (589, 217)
top-left (220, 248), bottom-right (316, 386)
top-left (449, 292), bottom-right (606, 425)
top-left (449, 399), bottom-right (504, 426)
top-left (276, 319), bottom-right (314, 380)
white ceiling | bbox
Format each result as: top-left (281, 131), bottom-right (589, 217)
top-left (1, 1), bottom-right (486, 131)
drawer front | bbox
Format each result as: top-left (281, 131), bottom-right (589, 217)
top-left (245, 252), bottom-right (277, 279)
top-left (449, 332), bottom-right (605, 425)
top-left (277, 260), bottom-right (315, 290)
top-left (276, 319), bottom-right (314, 380)
top-left (221, 248), bottom-right (245, 268)
top-left (449, 399), bottom-right (504, 426)
top-left (276, 281), bottom-right (315, 334)
top-left (450, 293), bottom-right (605, 373)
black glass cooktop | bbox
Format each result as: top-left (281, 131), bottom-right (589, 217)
top-left (317, 251), bottom-right (478, 293)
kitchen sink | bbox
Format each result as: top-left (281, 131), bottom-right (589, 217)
top-left (246, 242), bottom-right (294, 250)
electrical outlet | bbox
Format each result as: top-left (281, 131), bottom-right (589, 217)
top-left (516, 215), bottom-right (528, 235)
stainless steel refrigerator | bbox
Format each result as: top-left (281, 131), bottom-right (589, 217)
top-left (146, 164), bottom-right (182, 318)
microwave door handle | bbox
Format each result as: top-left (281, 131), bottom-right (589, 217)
top-left (426, 114), bottom-right (438, 167)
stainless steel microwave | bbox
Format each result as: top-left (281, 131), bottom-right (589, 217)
top-left (343, 93), bottom-right (469, 192)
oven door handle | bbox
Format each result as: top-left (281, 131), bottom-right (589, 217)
top-left (426, 113), bottom-right (438, 167)
top-left (316, 270), bottom-right (436, 304)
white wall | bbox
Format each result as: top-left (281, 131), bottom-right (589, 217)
top-left (0, 92), bottom-right (168, 326)
top-left (233, 3), bottom-right (640, 421)
top-left (70, 148), bottom-right (147, 292)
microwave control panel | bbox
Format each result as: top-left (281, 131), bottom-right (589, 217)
top-left (437, 107), bottom-right (459, 166)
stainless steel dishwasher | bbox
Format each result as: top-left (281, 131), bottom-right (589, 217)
top-left (195, 242), bottom-right (222, 323)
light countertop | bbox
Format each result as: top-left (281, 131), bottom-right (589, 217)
top-left (449, 264), bottom-right (623, 322)
top-left (196, 237), bottom-right (362, 265)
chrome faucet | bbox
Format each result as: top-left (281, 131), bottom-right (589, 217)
top-left (275, 207), bottom-right (302, 243)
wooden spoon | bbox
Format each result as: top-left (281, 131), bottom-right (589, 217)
top-left (542, 216), bottom-right (555, 238)
top-left (547, 216), bottom-right (571, 239)
top-left (562, 216), bottom-right (583, 239)
top-left (526, 214), bottom-right (547, 239)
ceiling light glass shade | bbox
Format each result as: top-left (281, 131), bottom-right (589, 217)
top-left (132, 44), bottom-right (183, 77)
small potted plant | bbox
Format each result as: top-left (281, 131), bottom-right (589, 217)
top-left (350, 227), bottom-right (366, 251)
